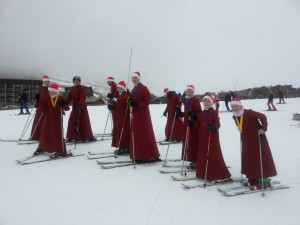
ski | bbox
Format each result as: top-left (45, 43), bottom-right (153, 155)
top-left (66, 138), bottom-right (110, 145)
top-left (100, 163), bottom-right (134, 169)
top-left (94, 133), bottom-right (112, 137)
top-left (18, 154), bottom-right (85, 165)
top-left (159, 141), bottom-right (182, 145)
top-left (87, 154), bottom-right (117, 160)
top-left (16, 154), bottom-right (37, 164)
top-left (171, 175), bottom-right (198, 181)
top-left (181, 178), bottom-right (235, 189)
top-left (221, 183), bottom-right (289, 197)
top-left (218, 181), bottom-right (280, 193)
top-left (17, 140), bottom-right (39, 145)
top-left (159, 167), bottom-right (195, 174)
top-left (96, 160), bottom-right (133, 165)
top-left (163, 161), bottom-right (192, 168)
top-left (88, 151), bottom-right (115, 155)
top-left (1, 138), bottom-right (28, 142)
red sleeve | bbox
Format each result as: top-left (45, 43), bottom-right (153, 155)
top-left (79, 86), bottom-right (87, 105)
top-left (249, 110), bottom-right (268, 131)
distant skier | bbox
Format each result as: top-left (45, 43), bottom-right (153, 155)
top-left (30, 75), bottom-right (50, 140)
top-left (18, 89), bottom-right (30, 115)
top-left (196, 94), bottom-right (231, 181)
top-left (66, 76), bottom-right (95, 142)
top-left (33, 84), bottom-right (70, 156)
top-left (162, 88), bottom-right (183, 142)
top-left (267, 89), bottom-right (277, 111)
top-left (231, 98), bottom-right (277, 189)
top-left (109, 81), bottom-right (130, 155)
top-left (127, 72), bottom-right (161, 163)
top-left (106, 76), bottom-right (119, 146)
top-left (181, 84), bottom-right (202, 164)
top-left (278, 88), bottom-right (285, 104)
top-left (224, 92), bottom-right (232, 111)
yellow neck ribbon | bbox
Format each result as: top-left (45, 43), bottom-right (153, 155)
top-left (235, 114), bottom-right (243, 133)
top-left (50, 95), bottom-right (59, 108)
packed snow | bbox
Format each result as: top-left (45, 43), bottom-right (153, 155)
top-left (0, 98), bottom-right (300, 225)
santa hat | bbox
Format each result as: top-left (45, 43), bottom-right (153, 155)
top-left (163, 88), bottom-right (169, 94)
top-left (203, 94), bottom-right (214, 104)
top-left (131, 71), bottom-right (141, 79)
top-left (48, 83), bottom-right (59, 92)
top-left (231, 98), bottom-right (242, 106)
top-left (185, 84), bottom-right (195, 91)
top-left (117, 81), bottom-right (126, 90)
top-left (43, 75), bottom-right (50, 82)
top-left (106, 76), bottom-right (114, 82)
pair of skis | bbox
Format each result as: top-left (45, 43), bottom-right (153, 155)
top-left (16, 153), bottom-right (85, 165)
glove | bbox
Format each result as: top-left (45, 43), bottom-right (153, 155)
top-left (208, 123), bottom-right (217, 132)
top-left (129, 99), bottom-right (138, 108)
top-left (78, 105), bottom-right (84, 113)
top-left (34, 94), bottom-right (40, 100)
top-left (187, 120), bottom-right (194, 128)
top-left (163, 111), bottom-right (167, 117)
top-left (188, 111), bottom-right (197, 119)
top-left (107, 103), bottom-right (115, 110)
top-left (107, 93), bottom-right (114, 99)
top-left (57, 100), bottom-right (66, 107)
top-left (175, 106), bottom-right (182, 118)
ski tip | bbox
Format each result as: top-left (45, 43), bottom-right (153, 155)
top-left (181, 183), bottom-right (190, 189)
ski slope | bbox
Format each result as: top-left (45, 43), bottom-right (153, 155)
top-left (0, 98), bottom-right (299, 225)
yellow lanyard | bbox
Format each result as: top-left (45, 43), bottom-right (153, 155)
top-left (50, 95), bottom-right (59, 108)
top-left (235, 114), bottom-right (243, 133)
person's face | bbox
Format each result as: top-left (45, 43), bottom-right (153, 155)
top-left (185, 89), bottom-right (194, 98)
top-left (131, 76), bottom-right (139, 85)
top-left (117, 87), bottom-right (124, 93)
top-left (73, 80), bottom-right (81, 86)
top-left (107, 81), bottom-right (113, 86)
top-left (231, 104), bottom-right (242, 112)
top-left (43, 81), bottom-right (50, 87)
top-left (49, 91), bottom-right (57, 98)
top-left (203, 99), bottom-right (212, 108)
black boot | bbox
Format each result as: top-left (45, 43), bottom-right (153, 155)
top-left (33, 148), bottom-right (43, 155)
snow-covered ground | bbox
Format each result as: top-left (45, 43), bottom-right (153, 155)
top-left (0, 98), bottom-right (299, 225)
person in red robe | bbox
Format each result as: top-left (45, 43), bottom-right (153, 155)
top-left (181, 84), bottom-right (202, 164)
top-left (196, 94), bottom-right (231, 180)
top-left (106, 76), bottom-right (119, 147)
top-left (231, 98), bottom-right (277, 189)
top-left (127, 72), bottom-right (160, 163)
top-left (30, 75), bottom-right (50, 140)
top-left (66, 76), bottom-right (95, 142)
top-left (33, 84), bottom-right (70, 156)
top-left (108, 81), bottom-right (130, 155)
top-left (162, 88), bottom-right (183, 142)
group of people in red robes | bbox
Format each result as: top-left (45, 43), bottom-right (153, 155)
top-left (29, 73), bottom-right (277, 190)
top-left (32, 75), bottom-right (96, 157)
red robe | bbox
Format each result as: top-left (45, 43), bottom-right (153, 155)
top-left (31, 86), bottom-right (49, 140)
top-left (196, 108), bottom-right (231, 179)
top-left (110, 82), bottom-right (119, 147)
top-left (164, 93), bottom-right (183, 141)
top-left (182, 96), bottom-right (202, 163)
top-left (113, 91), bottom-right (130, 148)
top-left (130, 83), bottom-right (160, 160)
top-left (66, 85), bottom-right (93, 141)
top-left (38, 95), bottom-right (70, 153)
top-left (233, 109), bottom-right (277, 179)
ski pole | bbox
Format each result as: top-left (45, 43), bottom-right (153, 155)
top-left (258, 134), bottom-right (265, 196)
top-left (74, 111), bottom-right (80, 149)
top-left (115, 104), bottom-right (129, 156)
top-left (240, 136), bottom-right (243, 181)
top-left (101, 110), bottom-right (110, 141)
top-left (19, 99), bottom-right (37, 140)
top-left (20, 113), bottom-right (35, 140)
top-left (61, 108), bottom-right (66, 154)
top-left (130, 106), bottom-right (136, 168)
top-left (181, 117), bottom-right (190, 177)
top-left (29, 112), bottom-right (44, 141)
top-left (164, 110), bottom-right (177, 163)
top-left (203, 131), bottom-right (212, 188)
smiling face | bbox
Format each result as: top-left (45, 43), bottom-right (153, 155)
top-left (185, 89), bottom-right (194, 98)
top-left (49, 90), bottom-right (57, 98)
top-left (43, 81), bottom-right (50, 87)
top-left (73, 80), bottom-right (81, 86)
top-left (231, 104), bottom-right (243, 112)
top-left (131, 76), bottom-right (139, 85)
top-left (203, 98), bottom-right (213, 108)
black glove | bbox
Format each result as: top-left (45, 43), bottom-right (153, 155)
top-left (78, 105), bottom-right (84, 113)
top-left (107, 103), bottom-right (115, 110)
top-left (107, 93), bottom-right (114, 99)
top-left (129, 99), bottom-right (138, 108)
top-left (188, 111), bottom-right (197, 119)
top-left (34, 94), bottom-right (40, 100)
top-left (208, 123), bottom-right (217, 132)
top-left (175, 106), bottom-right (182, 118)
top-left (163, 111), bottom-right (167, 117)
top-left (58, 100), bottom-right (66, 107)
top-left (187, 120), bottom-right (194, 128)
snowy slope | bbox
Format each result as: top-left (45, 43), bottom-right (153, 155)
top-left (0, 98), bottom-right (299, 225)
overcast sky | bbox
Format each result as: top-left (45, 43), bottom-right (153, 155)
top-left (0, 0), bottom-right (300, 95)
